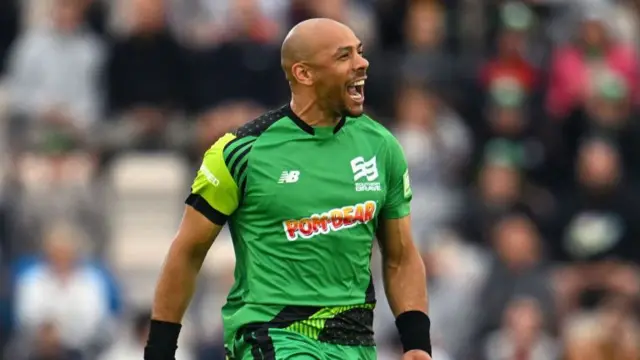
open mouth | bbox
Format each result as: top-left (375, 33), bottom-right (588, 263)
top-left (347, 79), bottom-right (365, 102)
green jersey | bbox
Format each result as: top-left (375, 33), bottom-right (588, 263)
top-left (186, 104), bottom-right (412, 354)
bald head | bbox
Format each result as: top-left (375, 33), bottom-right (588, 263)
top-left (280, 18), bottom-right (369, 118)
top-left (281, 18), bottom-right (355, 82)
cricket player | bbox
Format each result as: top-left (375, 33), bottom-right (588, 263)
top-left (145, 18), bottom-right (432, 360)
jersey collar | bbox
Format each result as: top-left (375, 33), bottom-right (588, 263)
top-left (285, 104), bottom-right (347, 135)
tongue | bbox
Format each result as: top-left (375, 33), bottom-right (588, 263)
top-left (348, 87), bottom-right (359, 96)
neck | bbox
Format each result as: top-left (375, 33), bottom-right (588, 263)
top-left (290, 93), bottom-right (341, 127)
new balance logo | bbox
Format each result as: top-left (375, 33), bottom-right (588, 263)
top-left (278, 170), bottom-right (300, 184)
top-left (351, 156), bottom-right (378, 182)
top-left (351, 156), bottom-right (381, 192)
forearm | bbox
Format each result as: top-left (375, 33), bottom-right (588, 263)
top-left (152, 241), bottom-right (208, 323)
top-left (383, 246), bottom-right (428, 316)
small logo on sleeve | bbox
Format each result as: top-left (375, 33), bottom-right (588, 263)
top-left (200, 164), bottom-right (220, 186)
top-left (403, 169), bottom-right (412, 199)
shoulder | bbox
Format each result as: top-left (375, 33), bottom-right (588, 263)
top-left (199, 106), bottom-right (290, 183)
top-left (350, 113), bottom-right (390, 134)
top-left (11, 29), bottom-right (48, 54)
top-left (351, 114), bottom-right (401, 148)
top-left (213, 106), bottom-right (291, 163)
top-left (20, 28), bottom-right (49, 43)
top-left (233, 105), bottom-right (290, 139)
top-left (202, 104), bottom-right (286, 157)
top-left (17, 264), bottom-right (47, 286)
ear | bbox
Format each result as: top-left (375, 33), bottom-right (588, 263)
top-left (292, 63), bottom-right (314, 86)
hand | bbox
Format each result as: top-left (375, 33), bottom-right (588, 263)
top-left (402, 350), bottom-right (432, 360)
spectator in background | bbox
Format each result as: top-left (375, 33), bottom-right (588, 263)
top-left (546, 4), bottom-right (639, 119)
top-left (13, 221), bottom-right (113, 357)
top-left (552, 138), bottom-right (640, 317)
top-left (462, 152), bottom-right (524, 245)
top-left (99, 310), bottom-right (192, 360)
top-left (289, 0), bottom-right (376, 46)
top-left (183, 0), bottom-right (286, 116)
top-left (399, 0), bottom-right (456, 100)
top-left (219, 0), bottom-right (282, 43)
top-left (374, 232), bottom-right (463, 360)
top-left (474, 79), bottom-right (548, 182)
top-left (166, 0), bottom-right (288, 49)
top-left (6, 0), bottom-right (105, 132)
top-left (388, 82), bottom-right (474, 358)
top-left (559, 71), bottom-right (640, 182)
top-left (460, 143), bottom-right (552, 246)
top-left (419, 231), bottom-right (489, 359)
top-left (9, 128), bottom-right (103, 256)
top-left (106, 0), bottom-right (185, 150)
top-left (483, 297), bottom-right (558, 360)
top-left (393, 83), bottom-right (471, 247)
top-left (107, 0), bottom-right (183, 113)
top-left (5, 2), bottom-right (108, 250)
top-left (473, 215), bottom-right (555, 352)
top-left (363, 0), bottom-right (408, 117)
top-left (366, 0), bottom-right (456, 125)
top-left (189, 0), bottom-right (285, 152)
top-left (479, 3), bottom-right (539, 95)
top-left (192, 101), bottom-right (264, 162)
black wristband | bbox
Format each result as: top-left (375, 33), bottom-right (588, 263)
top-left (144, 319), bottom-right (181, 360)
top-left (395, 311), bottom-right (432, 355)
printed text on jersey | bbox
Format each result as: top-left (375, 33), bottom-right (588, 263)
top-left (283, 201), bottom-right (377, 241)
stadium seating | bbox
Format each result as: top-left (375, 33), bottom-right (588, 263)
top-left (107, 152), bottom-right (189, 306)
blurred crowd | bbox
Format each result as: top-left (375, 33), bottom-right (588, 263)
top-left (1, 0), bottom-right (640, 359)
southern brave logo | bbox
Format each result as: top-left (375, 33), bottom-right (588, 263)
top-left (351, 156), bottom-right (380, 192)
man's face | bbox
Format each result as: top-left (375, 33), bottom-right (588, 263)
top-left (480, 163), bottom-right (521, 204)
top-left (53, 0), bottom-right (85, 32)
top-left (45, 238), bottom-right (78, 274)
top-left (577, 140), bottom-right (620, 189)
top-left (308, 31), bottom-right (369, 117)
top-left (405, 1), bottom-right (444, 49)
top-left (498, 30), bottom-right (525, 59)
top-left (581, 19), bottom-right (608, 49)
top-left (132, 0), bottom-right (165, 34)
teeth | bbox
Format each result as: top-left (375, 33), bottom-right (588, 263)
top-left (352, 80), bottom-right (365, 86)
